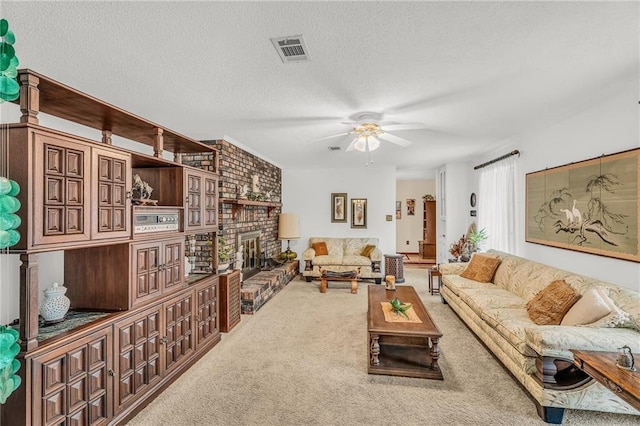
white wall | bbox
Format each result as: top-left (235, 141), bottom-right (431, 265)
top-left (282, 166), bottom-right (396, 270)
top-left (473, 81), bottom-right (639, 291)
top-left (395, 179), bottom-right (435, 252)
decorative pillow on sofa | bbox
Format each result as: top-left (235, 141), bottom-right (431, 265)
top-left (460, 254), bottom-right (501, 283)
top-left (526, 280), bottom-right (580, 325)
top-left (361, 244), bottom-right (376, 257)
top-left (561, 287), bottom-right (612, 326)
top-left (311, 241), bottom-right (328, 256)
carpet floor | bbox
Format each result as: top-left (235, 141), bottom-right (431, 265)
top-left (127, 267), bottom-right (637, 426)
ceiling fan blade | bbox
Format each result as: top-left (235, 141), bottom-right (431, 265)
top-left (379, 132), bottom-right (413, 147)
top-left (345, 138), bottom-right (358, 152)
top-left (382, 123), bottom-right (425, 131)
top-left (308, 132), bottom-right (351, 143)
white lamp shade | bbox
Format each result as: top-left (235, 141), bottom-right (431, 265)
top-left (278, 213), bottom-right (300, 240)
top-left (354, 137), bottom-right (380, 152)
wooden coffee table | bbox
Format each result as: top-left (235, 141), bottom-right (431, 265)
top-left (367, 285), bottom-right (443, 379)
top-left (571, 349), bottom-right (640, 410)
top-left (320, 270), bottom-right (358, 294)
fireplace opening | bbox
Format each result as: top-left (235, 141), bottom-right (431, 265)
top-left (238, 231), bottom-right (261, 280)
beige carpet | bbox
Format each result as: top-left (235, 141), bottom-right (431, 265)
top-left (127, 267), bottom-right (637, 426)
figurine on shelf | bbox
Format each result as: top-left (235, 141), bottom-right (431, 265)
top-left (264, 190), bottom-right (272, 201)
top-left (132, 174), bottom-right (158, 205)
top-left (238, 183), bottom-right (249, 200)
top-left (252, 174), bottom-right (261, 193)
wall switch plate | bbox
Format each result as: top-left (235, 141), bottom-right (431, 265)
top-left (406, 241), bottom-right (409, 245)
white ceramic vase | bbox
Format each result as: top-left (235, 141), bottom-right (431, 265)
top-left (40, 282), bottom-right (70, 323)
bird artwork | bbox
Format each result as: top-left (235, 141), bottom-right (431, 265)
top-left (571, 199), bottom-right (582, 224)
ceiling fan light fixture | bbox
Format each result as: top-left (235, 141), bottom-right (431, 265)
top-left (353, 136), bottom-right (380, 152)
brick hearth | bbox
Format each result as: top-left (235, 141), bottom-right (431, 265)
top-left (241, 261), bottom-right (299, 314)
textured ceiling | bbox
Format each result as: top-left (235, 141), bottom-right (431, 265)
top-left (2, 1), bottom-right (638, 178)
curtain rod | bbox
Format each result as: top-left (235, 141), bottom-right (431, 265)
top-left (474, 150), bottom-right (520, 170)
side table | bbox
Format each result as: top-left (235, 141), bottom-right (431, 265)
top-left (428, 267), bottom-right (441, 295)
top-left (384, 254), bottom-right (405, 283)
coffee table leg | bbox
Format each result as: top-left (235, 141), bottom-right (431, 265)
top-left (320, 278), bottom-right (327, 293)
top-left (351, 279), bottom-right (357, 294)
top-left (430, 337), bottom-right (440, 371)
top-left (370, 334), bottom-right (380, 365)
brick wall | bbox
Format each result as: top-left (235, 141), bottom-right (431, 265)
top-left (182, 139), bottom-right (282, 268)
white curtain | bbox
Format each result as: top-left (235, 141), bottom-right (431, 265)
top-left (478, 156), bottom-right (517, 253)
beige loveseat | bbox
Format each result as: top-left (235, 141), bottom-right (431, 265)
top-left (302, 237), bottom-right (383, 283)
top-left (439, 250), bottom-right (639, 424)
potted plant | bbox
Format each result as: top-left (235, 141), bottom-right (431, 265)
top-left (217, 236), bottom-right (232, 273)
top-left (466, 228), bottom-right (488, 253)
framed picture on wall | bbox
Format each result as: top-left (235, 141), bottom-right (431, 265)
top-left (395, 201), bottom-right (401, 219)
top-left (407, 198), bottom-right (416, 216)
top-left (331, 193), bottom-right (347, 223)
top-left (351, 198), bottom-right (367, 229)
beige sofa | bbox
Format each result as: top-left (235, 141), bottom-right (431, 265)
top-left (439, 250), bottom-right (639, 424)
top-left (302, 237), bottom-right (383, 283)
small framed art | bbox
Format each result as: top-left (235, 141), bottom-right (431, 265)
top-left (331, 193), bottom-right (347, 223)
top-left (351, 198), bottom-right (367, 229)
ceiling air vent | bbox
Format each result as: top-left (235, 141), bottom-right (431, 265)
top-left (328, 146), bottom-right (341, 151)
top-left (270, 35), bottom-right (310, 63)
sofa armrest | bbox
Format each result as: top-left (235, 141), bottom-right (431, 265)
top-left (438, 262), bottom-right (467, 275)
top-left (525, 325), bottom-right (640, 359)
top-left (302, 248), bottom-right (316, 261)
top-left (370, 248), bottom-right (382, 262)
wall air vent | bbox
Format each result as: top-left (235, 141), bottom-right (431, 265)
top-left (328, 146), bottom-right (341, 151)
top-left (270, 35), bottom-right (310, 63)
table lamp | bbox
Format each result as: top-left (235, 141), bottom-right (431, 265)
top-left (278, 213), bottom-right (300, 260)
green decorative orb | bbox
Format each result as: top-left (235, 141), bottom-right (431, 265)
top-left (0, 230), bottom-right (10, 247)
top-left (0, 90), bottom-right (19, 102)
top-left (0, 177), bottom-right (10, 195)
top-left (0, 75), bottom-right (19, 95)
top-left (3, 30), bottom-right (15, 45)
top-left (0, 213), bottom-right (14, 231)
top-left (7, 180), bottom-right (19, 196)
top-left (0, 20), bottom-right (7, 38)
top-left (0, 195), bottom-right (20, 213)
top-left (7, 229), bottom-right (19, 246)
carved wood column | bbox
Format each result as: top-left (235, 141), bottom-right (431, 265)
top-left (102, 130), bottom-right (113, 144)
top-left (153, 127), bottom-right (164, 158)
top-left (19, 253), bottom-right (39, 351)
top-left (19, 73), bottom-right (40, 124)
top-left (174, 152), bottom-right (182, 164)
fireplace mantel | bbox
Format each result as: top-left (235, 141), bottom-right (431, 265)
top-left (221, 198), bottom-right (282, 220)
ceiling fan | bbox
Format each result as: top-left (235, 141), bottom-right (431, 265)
top-left (310, 112), bottom-right (425, 164)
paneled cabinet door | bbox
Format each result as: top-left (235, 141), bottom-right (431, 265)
top-left (195, 277), bottom-right (219, 348)
top-left (185, 170), bottom-right (218, 232)
top-left (131, 238), bottom-right (185, 307)
top-left (162, 292), bottom-right (195, 375)
top-left (113, 306), bottom-right (163, 415)
top-left (31, 327), bottom-right (112, 426)
top-left (32, 133), bottom-right (92, 247)
top-left (92, 148), bottom-right (131, 240)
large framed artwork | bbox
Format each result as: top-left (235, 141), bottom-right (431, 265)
top-left (351, 198), bottom-right (367, 229)
top-left (526, 148), bottom-right (639, 262)
top-left (331, 193), bottom-right (347, 223)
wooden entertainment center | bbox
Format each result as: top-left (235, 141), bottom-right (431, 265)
top-left (1, 70), bottom-right (224, 425)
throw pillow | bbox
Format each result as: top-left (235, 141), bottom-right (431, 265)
top-left (526, 280), bottom-right (581, 325)
top-left (560, 287), bottom-right (612, 326)
top-left (586, 289), bottom-right (640, 331)
top-left (361, 244), bottom-right (376, 257)
top-left (311, 241), bottom-right (328, 256)
top-left (460, 254), bottom-right (502, 283)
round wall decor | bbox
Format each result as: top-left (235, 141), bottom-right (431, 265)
top-left (470, 193), bottom-right (477, 207)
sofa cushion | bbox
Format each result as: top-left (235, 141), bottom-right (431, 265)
top-left (360, 244), bottom-right (376, 257)
top-left (458, 287), bottom-right (527, 316)
top-left (441, 275), bottom-right (489, 297)
top-left (343, 238), bottom-right (378, 255)
top-left (526, 280), bottom-right (580, 325)
top-left (342, 255), bottom-right (372, 267)
top-left (311, 241), bottom-right (328, 256)
top-left (460, 254), bottom-right (501, 283)
top-left (311, 254), bottom-right (344, 266)
top-left (561, 287), bottom-right (612, 326)
top-left (481, 308), bottom-right (539, 357)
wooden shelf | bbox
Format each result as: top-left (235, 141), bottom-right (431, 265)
top-left (15, 69), bottom-right (216, 156)
top-left (222, 198), bottom-right (281, 219)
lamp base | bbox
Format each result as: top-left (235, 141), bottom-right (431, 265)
top-left (278, 250), bottom-right (298, 261)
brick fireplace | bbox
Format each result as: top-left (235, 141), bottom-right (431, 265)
top-left (182, 139), bottom-right (281, 271)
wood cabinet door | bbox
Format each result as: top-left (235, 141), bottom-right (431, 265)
top-left (33, 133), bottom-right (91, 247)
top-left (113, 306), bottom-right (162, 415)
top-left (162, 292), bottom-right (195, 375)
top-left (92, 148), bottom-right (131, 240)
top-left (131, 241), bottom-right (162, 306)
top-left (162, 239), bottom-right (184, 293)
top-left (423, 200), bottom-right (437, 244)
top-left (195, 277), bottom-right (219, 348)
top-left (31, 327), bottom-right (112, 426)
top-left (203, 174), bottom-right (218, 228)
top-left (185, 171), bottom-right (203, 230)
